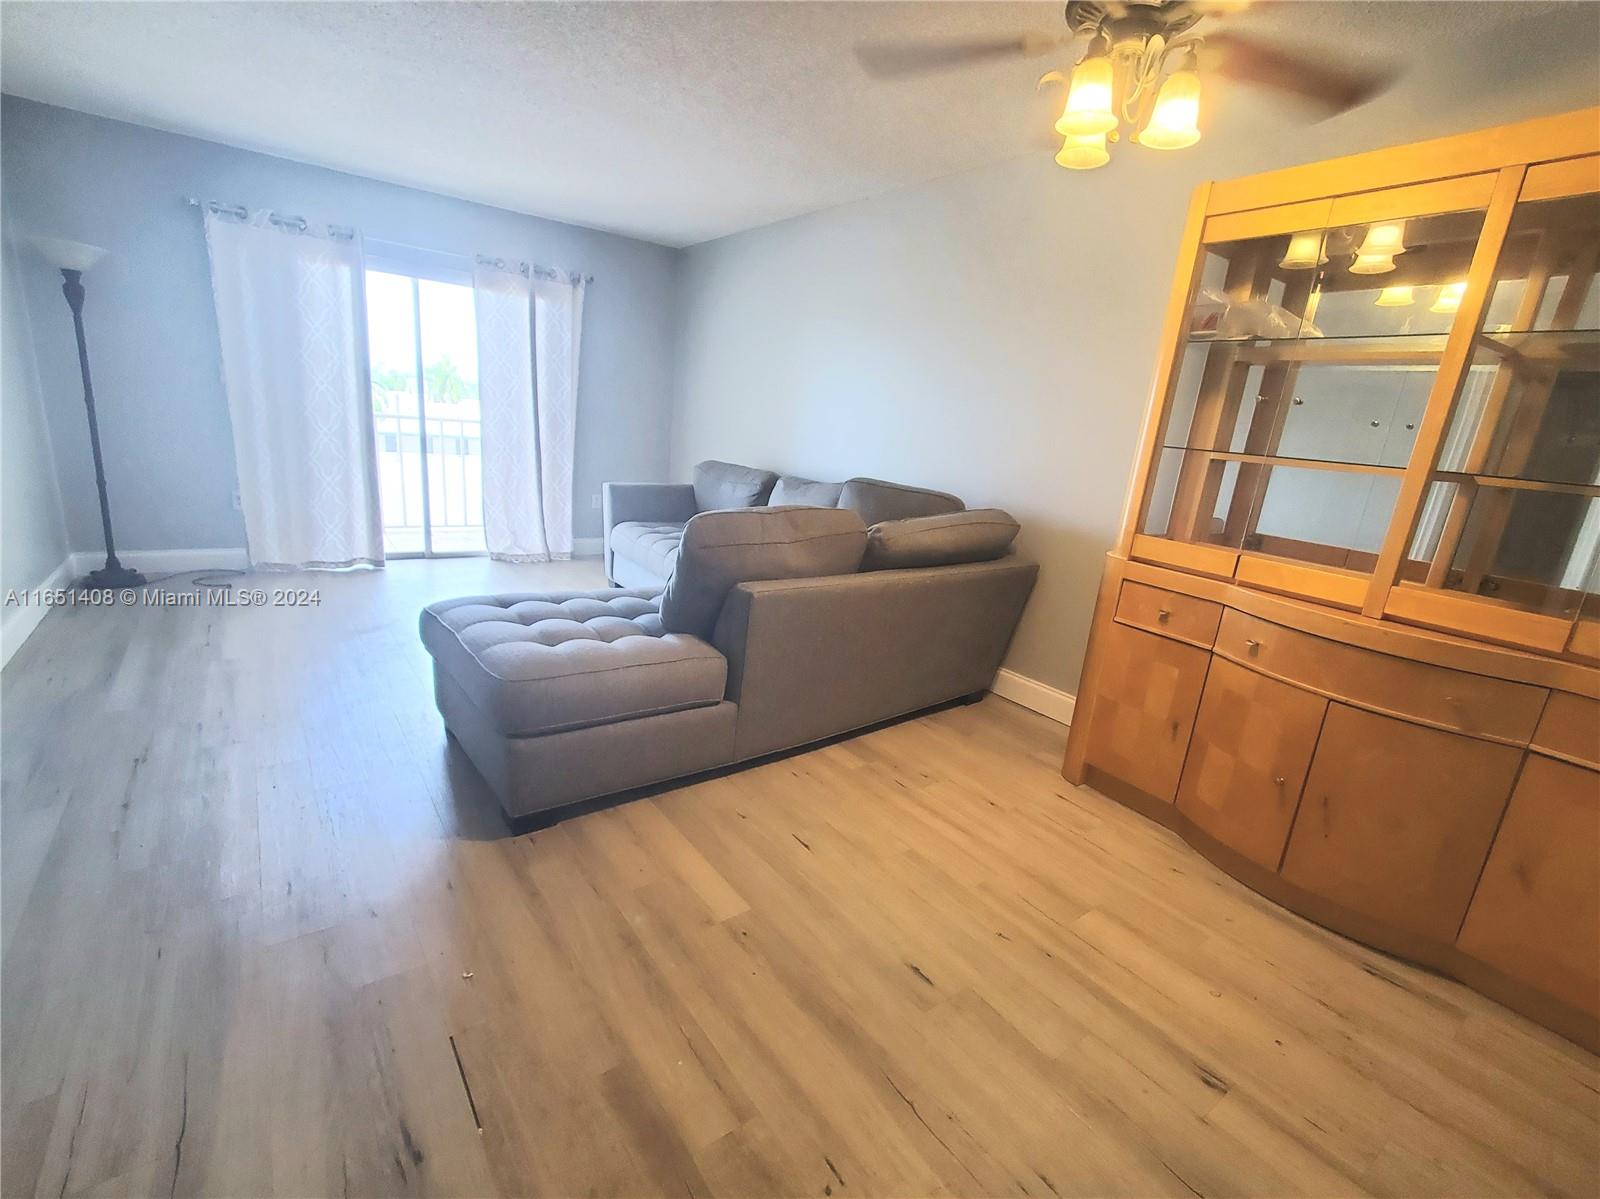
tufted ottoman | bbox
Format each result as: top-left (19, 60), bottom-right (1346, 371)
top-left (419, 588), bottom-right (736, 817)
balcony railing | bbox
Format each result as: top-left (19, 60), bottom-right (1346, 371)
top-left (373, 410), bottom-right (486, 554)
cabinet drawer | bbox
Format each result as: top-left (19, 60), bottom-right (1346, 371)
top-left (1084, 622), bottom-right (1209, 804)
top-left (1282, 704), bottom-right (1521, 943)
top-left (1114, 581), bottom-right (1223, 648)
top-left (1215, 609), bottom-right (1546, 744)
top-left (1531, 692), bottom-right (1600, 770)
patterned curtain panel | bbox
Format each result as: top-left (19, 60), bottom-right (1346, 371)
top-left (532, 273), bottom-right (585, 559)
top-left (203, 210), bottom-right (382, 570)
top-left (473, 263), bottom-right (586, 562)
top-left (473, 263), bottom-right (546, 561)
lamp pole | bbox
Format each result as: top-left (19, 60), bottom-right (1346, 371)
top-left (59, 266), bottom-right (144, 590)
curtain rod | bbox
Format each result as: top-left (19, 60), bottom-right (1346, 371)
top-left (186, 197), bottom-right (593, 284)
top-left (473, 253), bottom-right (591, 286)
top-left (186, 196), bottom-right (355, 241)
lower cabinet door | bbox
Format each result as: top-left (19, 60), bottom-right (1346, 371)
top-left (1084, 622), bottom-right (1209, 803)
top-left (1176, 657), bottom-right (1328, 870)
top-left (1458, 754), bottom-right (1600, 1021)
top-left (1281, 703), bottom-right (1522, 943)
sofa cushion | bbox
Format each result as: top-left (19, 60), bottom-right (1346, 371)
top-left (609, 520), bottom-right (685, 581)
top-left (693, 460), bottom-right (778, 511)
top-left (837, 477), bottom-right (965, 527)
top-left (770, 474), bottom-right (844, 507)
top-left (420, 589), bottom-right (727, 736)
top-left (659, 507), bottom-right (868, 638)
top-left (861, 509), bottom-right (1021, 571)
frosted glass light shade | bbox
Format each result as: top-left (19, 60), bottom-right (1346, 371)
top-left (1140, 69), bottom-right (1201, 151)
top-left (1355, 221), bottom-right (1407, 257)
top-left (1430, 280), bottom-right (1468, 314)
top-left (1056, 132), bottom-right (1110, 171)
top-left (1056, 56), bottom-right (1116, 137)
top-left (1374, 284), bottom-right (1416, 307)
top-left (1349, 253), bottom-right (1397, 275)
top-left (1279, 231), bottom-right (1328, 270)
top-left (34, 237), bottom-right (107, 273)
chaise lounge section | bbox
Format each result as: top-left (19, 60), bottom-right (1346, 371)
top-left (423, 480), bottom-right (1036, 819)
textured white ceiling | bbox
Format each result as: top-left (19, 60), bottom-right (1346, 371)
top-left (1, 2), bottom-right (1594, 247)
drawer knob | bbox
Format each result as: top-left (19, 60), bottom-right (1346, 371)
top-left (1157, 608), bottom-right (1172, 623)
top-left (1244, 638), bottom-right (1262, 654)
top-left (1274, 776), bottom-right (1286, 786)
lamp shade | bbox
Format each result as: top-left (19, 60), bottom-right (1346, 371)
top-left (1056, 55), bottom-right (1116, 137)
top-left (1349, 253), bottom-right (1397, 275)
top-left (1356, 222), bottom-right (1407, 257)
top-left (34, 237), bottom-right (107, 273)
top-left (1374, 284), bottom-right (1416, 307)
top-left (1140, 68), bottom-right (1202, 151)
top-left (1430, 280), bottom-right (1468, 314)
top-left (1279, 231), bottom-right (1328, 270)
top-left (1055, 131), bottom-right (1110, 171)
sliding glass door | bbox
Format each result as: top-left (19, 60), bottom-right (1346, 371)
top-left (365, 268), bottom-right (486, 556)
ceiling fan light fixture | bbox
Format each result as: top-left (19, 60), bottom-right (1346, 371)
top-left (1279, 231), bottom-right (1328, 270)
top-left (1057, 54), bottom-right (1117, 137)
top-left (1374, 284), bottom-right (1416, 307)
top-left (1430, 280), bottom-right (1468, 314)
top-left (1056, 131), bottom-right (1110, 170)
top-left (1140, 67), bottom-right (1202, 151)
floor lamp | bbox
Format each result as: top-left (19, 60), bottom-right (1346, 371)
top-left (35, 237), bottom-right (145, 591)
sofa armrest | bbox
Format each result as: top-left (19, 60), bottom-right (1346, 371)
top-left (710, 557), bottom-right (1037, 760)
top-left (603, 482), bottom-right (697, 578)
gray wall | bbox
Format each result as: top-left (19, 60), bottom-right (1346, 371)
top-left (670, 5), bottom-right (1600, 695)
top-left (1, 228), bottom-right (69, 593)
top-left (1, 95), bottom-right (678, 556)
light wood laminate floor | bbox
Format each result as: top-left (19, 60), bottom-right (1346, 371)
top-left (2, 559), bottom-right (1597, 1198)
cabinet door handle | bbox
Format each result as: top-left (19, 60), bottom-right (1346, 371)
top-left (1274, 776), bottom-right (1286, 786)
top-left (1157, 608), bottom-right (1172, 623)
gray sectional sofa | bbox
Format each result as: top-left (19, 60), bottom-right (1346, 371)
top-left (604, 460), bottom-right (967, 588)
top-left (421, 462), bottom-right (1036, 819)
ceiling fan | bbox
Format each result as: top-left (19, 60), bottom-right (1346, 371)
top-left (855, 1), bottom-right (1399, 170)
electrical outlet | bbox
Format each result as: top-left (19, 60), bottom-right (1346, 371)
top-left (232, 488), bottom-right (243, 512)
top-left (591, 493), bottom-right (602, 510)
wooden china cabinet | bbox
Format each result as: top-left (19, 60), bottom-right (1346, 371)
top-left (1063, 108), bottom-right (1600, 1050)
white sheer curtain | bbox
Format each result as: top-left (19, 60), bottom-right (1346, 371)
top-left (204, 210), bottom-right (382, 570)
top-left (473, 261), bottom-right (585, 561)
top-left (533, 272), bottom-right (585, 559)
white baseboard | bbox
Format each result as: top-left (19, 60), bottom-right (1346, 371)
top-left (1, 554), bottom-right (73, 669)
top-left (989, 667), bottom-right (1075, 726)
top-left (4, 548), bottom-right (251, 669)
top-left (573, 537), bottom-right (603, 558)
top-left (67, 547), bottom-right (251, 577)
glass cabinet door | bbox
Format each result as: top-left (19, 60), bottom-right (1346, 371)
top-left (1393, 163), bottom-right (1600, 639)
top-left (1141, 177), bottom-right (1497, 592)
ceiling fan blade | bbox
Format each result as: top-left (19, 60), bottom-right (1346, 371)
top-left (1205, 30), bottom-right (1399, 117)
top-left (855, 32), bottom-right (1068, 79)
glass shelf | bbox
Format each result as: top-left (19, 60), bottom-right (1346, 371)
top-left (1163, 336), bottom-right (1442, 469)
top-left (1404, 481), bottom-right (1599, 618)
top-left (1186, 331), bottom-right (1458, 345)
top-left (1435, 331), bottom-right (1599, 488)
top-left (1190, 208), bottom-right (1489, 342)
top-left (1144, 447), bottom-right (1401, 571)
top-left (1433, 472), bottom-right (1600, 493)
